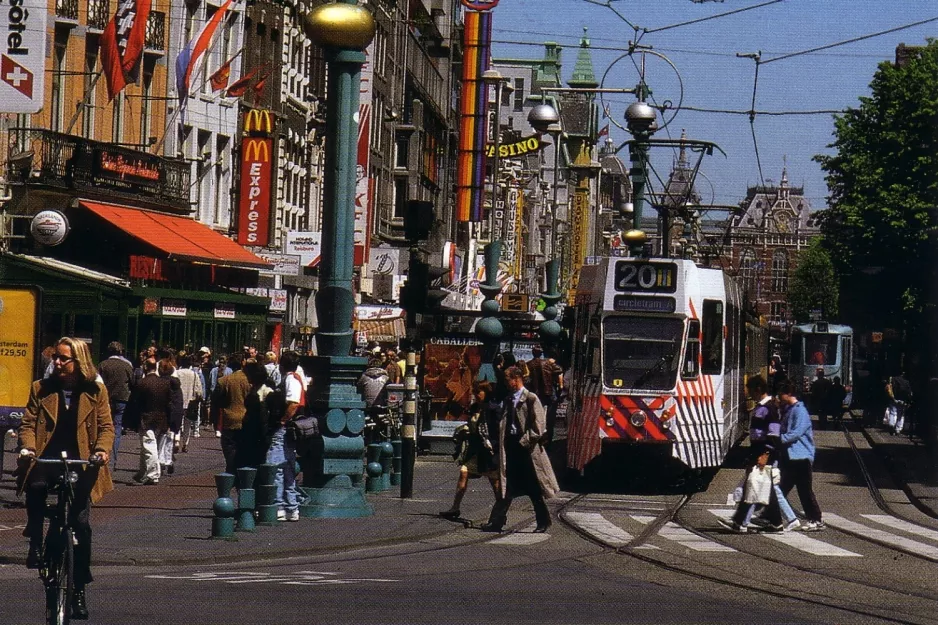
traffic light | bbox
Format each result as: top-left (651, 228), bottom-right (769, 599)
top-left (404, 200), bottom-right (434, 243)
top-left (426, 265), bottom-right (449, 311)
top-left (401, 257), bottom-right (449, 313)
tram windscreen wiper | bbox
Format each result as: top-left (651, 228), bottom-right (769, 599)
top-left (632, 352), bottom-right (675, 389)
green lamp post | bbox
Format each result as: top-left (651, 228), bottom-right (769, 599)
top-left (476, 242), bottom-right (504, 374)
top-left (623, 100), bottom-right (656, 256)
top-left (300, 0), bottom-right (376, 518)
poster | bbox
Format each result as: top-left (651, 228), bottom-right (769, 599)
top-left (422, 339), bottom-right (485, 422)
top-left (0, 287), bottom-right (38, 428)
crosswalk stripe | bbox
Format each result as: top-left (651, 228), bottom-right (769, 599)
top-left (632, 515), bottom-right (737, 552)
top-left (825, 513), bottom-right (938, 561)
top-left (566, 512), bottom-right (633, 546)
top-left (707, 509), bottom-right (862, 557)
top-left (861, 514), bottom-right (938, 544)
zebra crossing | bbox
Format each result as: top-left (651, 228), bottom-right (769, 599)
top-left (547, 507), bottom-right (938, 561)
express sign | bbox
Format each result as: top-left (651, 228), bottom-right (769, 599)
top-left (0, 0), bottom-right (46, 113)
top-left (237, 137), bottom-right (272, 246)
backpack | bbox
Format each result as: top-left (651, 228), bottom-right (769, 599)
top-left (890, 376), bottom-right (912, 403)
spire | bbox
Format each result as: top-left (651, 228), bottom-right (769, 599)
top-left (677, 129), bottom-right (689, 169)
top-left (780, 155), bottom-right (789, 187)
top-left (568, 27), bottom-right (599, 89)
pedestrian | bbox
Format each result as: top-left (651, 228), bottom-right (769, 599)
top-left (525, 346), bottom-right (564, 447)
top-left (157, 358), bottom-right (183, 475)
top-left (210, 355), bottom-right (233, 438)
top-left (357, 356), bottom-right (389, 411)
top-left (810, 368), bottom-right (832, 429)
top-left (197, 347), bottom-right (212, 432)
top-left (266, 351), bottom-right (306, 522)
top-left (385, 350), bottom-right (403, 384)
top-left (768, 355), bottom-right (786, 393)
top-left (176, 353), bottom-right (204, 453)
top-left (264, 351), bottom-right (282, 388)
top-left (765, 380), bottom-right (825, 531)
top-left (211, 353), bottom-right (251, 475)
top-left (125, 357), bottom-right (172, 485)
top-left (240, 360), bottom-right (274, 469)
top-left (440, 381), bottom-right (501, 520)
top-left (97, 341), bottom-right (134, 471)
top-left (884, 371), bottom-right (912, 436)
top-left (480, 366), bottom-right (559, 533)
top-left (719, 376), bottom-right (800, 533)
top-left (17, 336), bottom-right (114, 619)
top-left (828, 376), bottom-right (848, 425)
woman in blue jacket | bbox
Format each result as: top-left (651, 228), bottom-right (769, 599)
top-left (775, 380), bottom-right (825, 531)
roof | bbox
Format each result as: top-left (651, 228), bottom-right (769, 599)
top-left (80, 201), bottom-right (271, 270)
top-left (2, 252), bottom-right (131, 290)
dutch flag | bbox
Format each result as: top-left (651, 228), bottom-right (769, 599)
top-left (175, 0), bottom-right (235, 114)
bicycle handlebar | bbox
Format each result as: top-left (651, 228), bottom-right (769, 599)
top-left (32, 457), bottom-right (100, 467)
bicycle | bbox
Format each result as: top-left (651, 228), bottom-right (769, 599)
top-left (31, 453), bottom-right (99, 625)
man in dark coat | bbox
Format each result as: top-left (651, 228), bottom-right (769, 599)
top-left (126, 358), bottom-right (172, 485)
top-left (97, 341), bottom-right (134, 471)
top-left (212, 353), bottom-right (252, 474)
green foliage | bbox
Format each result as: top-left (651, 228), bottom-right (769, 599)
top-left (815, 40), bottom-right (938, 325)
top-left (788, 239), bottom-right (839, 322)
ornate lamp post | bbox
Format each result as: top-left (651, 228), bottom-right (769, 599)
top-left (301, 1), bottom-right (376, 518)
top-left (624, 100), bottom-right (657, 256)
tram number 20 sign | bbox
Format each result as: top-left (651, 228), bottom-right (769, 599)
top-left (614, 261), bottom-right (677, 293)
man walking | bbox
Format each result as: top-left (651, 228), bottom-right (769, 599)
top-left (266, 351), bottom-right (306, 521)
top-left (97, 341), bottom-right (134, 471)
top-left (525, 346), bottom-right (563, 447)
top-left (481, 366), bottom-right (559, 533)
top-left (885, 371), bottom-right (912, 436)
top-left (810, 369), bottom-right (833, 429)
top-left (126, 358), bottom-right (172, 485)
top-left (768, 380), bottom-right (825, 531)
top-left (212, 353), bottom-right (251, 474)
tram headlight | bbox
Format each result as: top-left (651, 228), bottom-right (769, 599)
top-left (629, 411), bottom-right (647, 428)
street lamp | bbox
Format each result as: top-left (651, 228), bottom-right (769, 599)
top-left (527, 103), bottom-right (561, 261)
top-left (302, 0), bottom-right (376, 518)
top-left (623, 100), bottom-right (657, 255)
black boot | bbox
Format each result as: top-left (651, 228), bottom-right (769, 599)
top-left (26, 540), bottom-right (40, 569)
top-left (72, 588), bottom-right (89, 620)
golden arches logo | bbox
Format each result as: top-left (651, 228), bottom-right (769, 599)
top-left (244, 109), bottom-right (274, 135)
top-left (243, 139), bottom-right (270, 163)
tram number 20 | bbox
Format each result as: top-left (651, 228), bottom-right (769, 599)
top-left (614, 261), bottom-right (677, 293)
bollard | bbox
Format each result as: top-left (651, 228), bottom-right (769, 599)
top-left (379, 441), bottom-right (393, 491)
top-left (212, 473), bottom-right (237, 539)
top-left (255, 463), bottom-right (279, 525)
top-left (366, 443), bottom-right (384, 492)
top-left (235, 467), bottom-right (257, 532)
top-left (390, 438), bottom-right (402, 486)
top-left (365, 461), bottom-right (383, 493)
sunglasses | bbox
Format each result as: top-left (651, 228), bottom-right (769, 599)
top-left (53, 355), bottom-right (75, 363)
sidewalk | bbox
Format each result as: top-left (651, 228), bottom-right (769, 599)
top-left (0, 430), bottom-right (504, 567)
top-left (859, 421), bottom-right (938, 518)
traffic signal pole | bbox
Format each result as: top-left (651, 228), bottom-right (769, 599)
top-left (400, 245), bottom-right (421, 499)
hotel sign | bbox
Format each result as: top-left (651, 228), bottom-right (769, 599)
top-left (0, 0), bottom-right (46, 113)
top-left (237, 137), bottom-right (273, 246)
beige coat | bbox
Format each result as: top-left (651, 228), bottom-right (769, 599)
top-left (17, 379), bottom-right (115, 504)
top-left (496, 387), bottom-right (560, 500)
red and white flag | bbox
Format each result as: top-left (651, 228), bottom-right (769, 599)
top-left (210, 56), bottom-right (234, 92)
top-left (99, 0), bottom-right (152, 101)
top-left (596, 124), bottom-right (609, 143)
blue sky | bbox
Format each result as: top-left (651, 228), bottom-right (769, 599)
top-left (489, 0), bottom-right (935, 211)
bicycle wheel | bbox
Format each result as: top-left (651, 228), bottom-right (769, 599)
top-left (44, 528), bottom-right (73, 625)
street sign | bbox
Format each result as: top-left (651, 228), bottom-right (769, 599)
top-left (0, 0), bottom-right (47, 113)
top-left (502, 293), bottom-right (529, 312)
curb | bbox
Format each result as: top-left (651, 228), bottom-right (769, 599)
top-left (859, 426), bottom-right (938, 520)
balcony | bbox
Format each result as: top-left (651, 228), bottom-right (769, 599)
top-left (86, 0), bottom-right (110, 31)
top-left (145, 11), bottom-right (166, 53)
top-left (6, 129), bottom-right (191, 213)
top-left (55, 0), bottom-right (79, 22)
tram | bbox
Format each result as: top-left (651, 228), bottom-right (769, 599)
top-left (566, 257), bottom-right (769, 476)
top-left (788, 322), bottom-right (854, 399)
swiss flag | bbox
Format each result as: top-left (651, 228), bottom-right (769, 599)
top-left (1, 55), bottom-right (33, 99)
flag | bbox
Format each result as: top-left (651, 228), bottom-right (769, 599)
top-left (175, 0), bottom-right (234, 107)
top-left (252, 71), bottom-right (270, 102)
top-left (597, 124), bottom-right (609, 143)
top-left (99, 0), bottom-right (152, 100)
top-left (209, 57), bottom-right (233, 92)
top-left (224, 68), bottom-right (256, 98)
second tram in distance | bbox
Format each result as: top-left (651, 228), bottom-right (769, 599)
top-left (566, 257), bottom-right (768, 478)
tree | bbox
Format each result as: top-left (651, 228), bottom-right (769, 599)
top-left (788, 239), bottom-right (839, 322)
top-left (815, 41), bottom-right (938, 331)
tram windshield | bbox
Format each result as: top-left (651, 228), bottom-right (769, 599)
top-left (804, 335), bottom-right (837, 366)
top-left (602, 316), bottom-right (683, 390)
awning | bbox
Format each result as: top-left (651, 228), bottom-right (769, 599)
top-left (354, 318), bottom-right (406, 343)
top-left (80, 200), bottom-right (271, 270)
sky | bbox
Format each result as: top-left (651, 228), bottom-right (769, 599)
top-left (488, 0), bottom-right (936, 212)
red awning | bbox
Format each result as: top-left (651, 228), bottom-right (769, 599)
top-left (80, 201), bottom-right (271, 270)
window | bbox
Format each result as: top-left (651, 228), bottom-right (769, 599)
top-left (701, 299), bottom-right (723, 374)
top-left (771, 249), bottom-right (788, 291)
top-left (140, 63), bottom-right (154, 146)
top-left (738, 248), bottom-right (757, 295)
top-left (215, 135), bottom-right (229, 227)
top-left (513, 77), bottom-right (524, 112)
top-left (50, 27), bottom-right (68, 132)
top-left (770, 301), bottom-right (786, 326)
top-left (602, 316), bottom-right (683, 390)
top-left (804, 334), bottom-right (836, 366)
top-left (82, 39), bottom-right (98, 139)
top-left (112, 92), bottom-right (124, 144)
top-left (682, 319), bottom-right (701, 379)
top-left (393, 178), bottom-right (407, 219)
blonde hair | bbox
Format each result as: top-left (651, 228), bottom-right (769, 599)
top-left (57, 337), bottom-right (97, 382)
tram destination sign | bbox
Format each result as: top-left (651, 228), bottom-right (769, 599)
top-left (614, 261), bottom-right (677, 293)
top-left (613, 295), bottom-right (676, 314)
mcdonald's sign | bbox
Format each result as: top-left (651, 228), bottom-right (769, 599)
top-left (237, 137), bottom-right (273, 246)
top-left (243, 108), bottom-right (274, 136)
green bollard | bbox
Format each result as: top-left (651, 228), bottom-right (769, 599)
top-left (255, 463), bottom-right (279, 525)
top-left (379, 441), bottom-right (393, 491)
top-left (365, 461), bottom-right (383, 493)
top-left (366, 443), bottom-right (384, 492)
top-left (236, 467), bottom-right (257, 532)
top-left (212, 473), bottom-right (237, 539)
top-left (390, 438), bottom-right (402, 486)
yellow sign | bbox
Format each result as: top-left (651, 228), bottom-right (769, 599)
top-left (485, 135), bottom-right (543, 158)
top-left (0, 288), bottom-right (38, 424)
top-left (244, 108), bottom-right (275, 135)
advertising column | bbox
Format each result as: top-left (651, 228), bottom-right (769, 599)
top-left (0, 288), bottom-right (39, 430)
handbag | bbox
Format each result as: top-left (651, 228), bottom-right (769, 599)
top-left (743, 466), bottom-right (774, 505)
top-left (286, 414), bottom-right (320, 442)
top-left (185, 399), bottom-right (201, 421)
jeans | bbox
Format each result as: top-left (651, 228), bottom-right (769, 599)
top-left (886, 401), bottom-right (906, 434)
top-left (157, 432), bottom-right (174, 467)
top-left (110, 400), bottom-right (126, 471)
top-left (266, 427), bottom-right (299, 513)
top-left (735, 484), bottom-right (798, 526)
top-left (139, 429), bottom-right (161, 481)
top-left (765, 457), bottom-right (822, 524)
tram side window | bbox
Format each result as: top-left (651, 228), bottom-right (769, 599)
top-left (701, 300), bottom-right (723, 374)
top-left (683, 320), bottom-right (701, 379)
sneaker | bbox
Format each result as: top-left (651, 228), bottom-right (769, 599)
top-left (276, 509), bottom-right (286, 521)
top-left (782, 519), bottom-right (802, 532)
top-left (285, 510), bottom-right (300, 522)
top-left (215, 431), bottom-right (222, 438)
top-left (193, 432), bottom-right (201, 438)
top-left (748, 516), bottom-right (772, 528)
top-left (717, 518), bottom-right (749, 534)
top-left (803, 520), bottom-right (826, 532)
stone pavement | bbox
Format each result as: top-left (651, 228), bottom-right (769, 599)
top-left (1, 415), bottom-right (936, 568)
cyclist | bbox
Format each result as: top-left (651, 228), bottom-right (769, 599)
top-left (17, 336), bottom-right (114, 620)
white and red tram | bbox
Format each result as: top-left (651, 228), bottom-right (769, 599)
top-left (566, 258), bottom-right (758, 476)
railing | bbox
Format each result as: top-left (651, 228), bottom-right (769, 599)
top-left (145, 11), bottom-right (166, 52)
top-left (86, 0), bottom-right (110, 31)
top-left (56, 0), bottom-right (79, 21)
top-left (6, 129), bottom-right (191, 212)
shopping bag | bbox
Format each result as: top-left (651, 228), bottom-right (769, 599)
top-left (743, 466), bottom-right (773, 505)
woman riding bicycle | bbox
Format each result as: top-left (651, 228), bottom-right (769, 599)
top-left (17, 336), bottom-right (114, 620)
